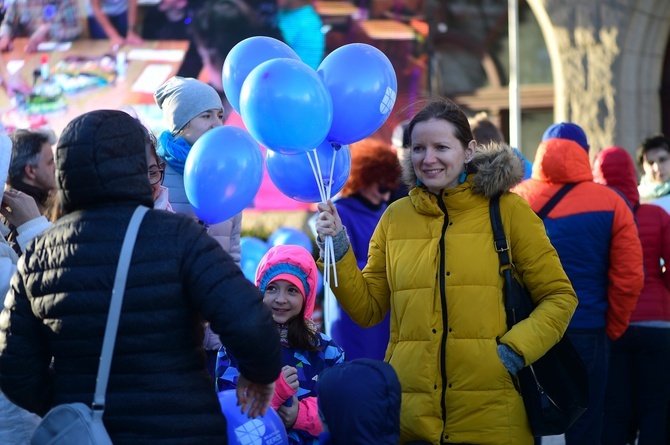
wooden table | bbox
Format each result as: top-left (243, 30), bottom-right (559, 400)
top-left (314, 0), bottom-right (358, 26)
top-left (1, 38), bottom-right (188, 137)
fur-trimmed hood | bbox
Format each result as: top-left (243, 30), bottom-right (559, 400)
top-left (401, 142), bottom-right (525, 199)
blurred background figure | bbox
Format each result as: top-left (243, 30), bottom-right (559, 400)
top-left (469, 111), bottom-right (532, 180)
top-left (324, 137), bottom-right (400, 361)
top-left (637, 135), bottom-right (670, 211)
top-left (0, 0), bottom-right (82, 52)
top-left (277, 0), bottom-right (324, 70)
top-left (87, 0), bottom-right (143, 49)
top-left (141, 0), bottom-right (204, 78)
top-left (4, 129), bottom-right (57, 253)
top-left (191, 0), bottom-right (277, 122)
top-left (593, 146), bottom-right (670, 445)
top-left (389, 119), bottom-right (409, 203)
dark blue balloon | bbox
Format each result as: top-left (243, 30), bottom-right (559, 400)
top-left (240, 237), bottom-right (270, 282)
top-left (217, 390), bottom-right (288, 445)
top-left (184, 126), bottom-right (263, 225)
top-left (240, 58), bottom-right (333, 155)
top-left (317, 43), bottom-right (398, 145)
top-left (266, 141), bottom-right (351, 203)
top-left (267, 227), bottom-right (313, 253)
top-left (222, 36), bottom-right (300, 114)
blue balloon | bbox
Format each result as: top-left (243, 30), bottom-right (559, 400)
top-left (217, 390), bottom-right (288, 445)
top-left (223, 36), bottom-right (300, 114)
top-left (266, 141), bottom-right (351, 203)
top-left (240, 58), bottom-right (333, 155)
top-left (316, 269), bottom-right (323, 296)
top-left (240, 237), bottom-right (270, 282)
top-left (268, 227), bottom-right (313, 253)
top-left (184, 126), bottom-right (264, 225)
top-left (317, 43), bottom-right (398, 145)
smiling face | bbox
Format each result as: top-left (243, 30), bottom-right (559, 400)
top-left (410, 118), bottom-right (475, 194)
top-left (262, 279), bottom-right (304, 324)
top-left (179, 108), bottom-right (224, 145)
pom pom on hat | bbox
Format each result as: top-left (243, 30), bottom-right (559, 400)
top-left (542, 122), bottom-right (590, 152)
top-left (154, 76), bottom-right (223, 134)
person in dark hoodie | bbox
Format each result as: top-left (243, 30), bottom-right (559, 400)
top-left (317, 358), bottom-right (401, 445)
top-left (0, 109), bottom-right (282, 443)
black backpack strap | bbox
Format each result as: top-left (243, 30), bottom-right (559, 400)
top-left (490, 193), bottom-right (520, 328)
top-left (536, 183), bottom-right (578, 220)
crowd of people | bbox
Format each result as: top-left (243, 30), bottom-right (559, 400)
top-left (0, 0), bottom-right (323, 81)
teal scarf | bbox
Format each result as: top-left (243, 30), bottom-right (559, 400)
top-left (638, 174), bottom-right (670, 201)
top-left (157, 130), bottom-right (191, 175)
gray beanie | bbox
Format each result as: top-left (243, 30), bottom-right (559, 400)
top-left (154, 76), bottom-right (223, 134)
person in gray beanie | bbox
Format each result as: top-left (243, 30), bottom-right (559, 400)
top-left (154, 76), bottom-right (243, 377)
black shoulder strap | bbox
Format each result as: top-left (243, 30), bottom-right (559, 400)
top-left (536, 183), bottom-right (578, 220)
top-left (490, 193), bottom-right (519, 328)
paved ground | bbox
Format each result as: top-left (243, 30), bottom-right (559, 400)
top-left (542, 435), bottom-right (565, 444)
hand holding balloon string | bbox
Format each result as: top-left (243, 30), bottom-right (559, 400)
top-left (307, 148), bottom-right (338, 288)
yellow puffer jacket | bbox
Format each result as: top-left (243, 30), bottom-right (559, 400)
top-left (329, 144), bottom-right (578, 444)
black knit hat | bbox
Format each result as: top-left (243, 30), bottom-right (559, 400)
top-left (56, 110), bottom-right (154, 213)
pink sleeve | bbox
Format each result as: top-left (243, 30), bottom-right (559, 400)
top-left (293, 396), bottom-right (322, 437)
top-left (271, 373), bottom-right (296, 410)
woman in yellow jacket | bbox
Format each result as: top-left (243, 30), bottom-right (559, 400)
top-left (315, 98), bottom-right (578, 445)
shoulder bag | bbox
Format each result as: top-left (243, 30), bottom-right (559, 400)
top-left (31, 206), bottom-right (149, 445)
top-left (490, 191), bottom-right (588, 437)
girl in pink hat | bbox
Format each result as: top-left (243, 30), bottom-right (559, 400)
top-left (216, 244), bottom-right (345, 444)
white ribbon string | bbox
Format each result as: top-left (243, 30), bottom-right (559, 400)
top-left (307, 148), bottom-right (338, 288)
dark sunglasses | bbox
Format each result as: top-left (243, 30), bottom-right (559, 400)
top-left (378, 185), bottom-right (394, 194)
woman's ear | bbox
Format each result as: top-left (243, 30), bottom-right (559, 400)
top-left (465, 140), bottom-right (477, 163)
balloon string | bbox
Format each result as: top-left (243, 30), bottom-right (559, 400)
top-left (307, 149), bottom-right (338, 288)
top-left (307, 150), bottom-right (332, 287)
top-left (315, 149), bottom-right (338, 288)
top-left (326, 149), bottom-right (338, 287)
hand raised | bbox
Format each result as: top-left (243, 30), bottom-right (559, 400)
top-left (1, 190), bottom-right (41, 227)
top-left (315, 200), bottom-right (343, 240)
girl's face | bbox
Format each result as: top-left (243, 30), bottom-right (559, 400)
top-left (410, 118), bottom-right (475, 195)
top-left (263, 279), bottom-right (304, 324)
top-left (642, 147), bottom-right (670, 184)
top-left (180, 108), bottom-right (224, 145)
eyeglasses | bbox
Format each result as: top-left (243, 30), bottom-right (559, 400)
top-left (148, 166), bottom-right (165, 185)
top-left (378, 185), bottom-right (394, 194)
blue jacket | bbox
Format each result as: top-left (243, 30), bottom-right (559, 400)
top-left (514, 138), bottom-right (644, 339)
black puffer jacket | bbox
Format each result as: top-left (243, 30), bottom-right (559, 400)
top-left (0, 110), bottom-right (282, 444)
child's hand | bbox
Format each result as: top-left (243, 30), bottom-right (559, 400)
top-left (277, 395), bottom-right (298, 428)
top-left (282, 365), bottom-right (299, 392)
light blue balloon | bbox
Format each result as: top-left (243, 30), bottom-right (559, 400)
top-left (184, 126), bottom-right (263, 225)
top-left (222, 36), bottom-right (300, 114)
top-left (240, 58), bottom-right (333, 154)
top-left (240, 237), bottom-right (270, 282)
top-left (317, 43), bottom-right (398, 145)
top-left (266, 141), bottom-right (351, 203)
top-left (267, 227), bottom-right (313, 253)
top-left (217, 390), bottom-right (288, 445)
